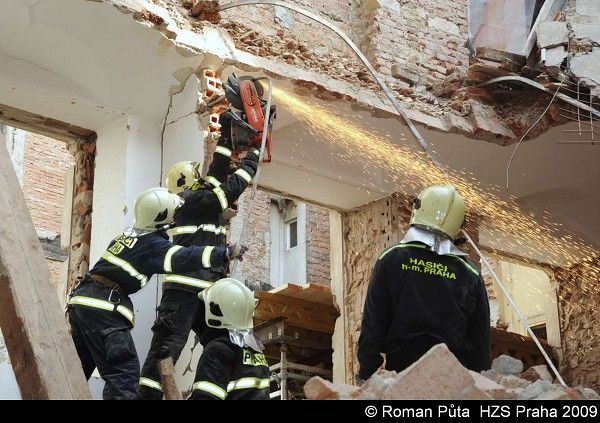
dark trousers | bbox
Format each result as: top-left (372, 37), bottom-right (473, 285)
top-left (137, 288), bottom-right (208, 400)
top-left (385, 337), bottom-right (441, 373)
top-left (68, 284), bottom-right (139, 400)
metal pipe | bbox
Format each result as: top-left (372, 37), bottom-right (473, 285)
top-left (220, 0), bottom-right (446, 172)
top-left (461, 229), bottom-right (567, 387)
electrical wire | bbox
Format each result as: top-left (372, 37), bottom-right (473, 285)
top-left (504, 84), bottom-right (562, 192)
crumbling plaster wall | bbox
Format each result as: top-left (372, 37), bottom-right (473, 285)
top-left (202, 0), bottom-right (470, 88)
top-left (554, 257), bottom-right (600, 390)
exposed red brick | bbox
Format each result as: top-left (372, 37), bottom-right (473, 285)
top-left (139, 9), bottom-right (164, 26)
top-left (191, 1), bottom-right (220, 23)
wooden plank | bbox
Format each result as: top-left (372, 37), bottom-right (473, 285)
top-left (0, 103), bottom-right (96, 143)
top-left (291, 284), bottom-right (332, 304)
top-left (270, 283), bottom-right (303, 297)
top-left (271, 283), bottom-right (334, 305)
top-left (270, 362), bottom-right (332, 378)
top-left (0, 141), bottom-right (91, 399)
top-left (255, 309), bottom-right (334, 334)
top-left (159, 357), bottom-right (183, 400)
top-left (476, 47), bottom-right (526, 66)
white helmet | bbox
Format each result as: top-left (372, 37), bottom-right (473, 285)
top-left (200, 278), bottom-right (255, 330)
top-left (133, 187), bottom-right (184, 231)
top-left (410, 185), bottom-right (465, 239)
top-left (165, 161), bottom-right (201, 194)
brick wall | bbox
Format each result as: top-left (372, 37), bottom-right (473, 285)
top-left (306, 205), bottom-right (331, 286)
top-left (341, 193), bottom-right (412, 382)
top-left (361, 0), bottom-right (470, 86)
top-left (20, 132), bottom-right (73, 288)
top-left (22, 133), bottom-right (73, 235)
top-left (230, 189), bottom-right (272, 289)
top-left (554, 258), bottom-right (600, 390)
top-left (214, 0), bottom-right (469, 89)
top-left (220, 0), bottom-right (353, 52)
top-left (230, 190), bottom-right (331, 289)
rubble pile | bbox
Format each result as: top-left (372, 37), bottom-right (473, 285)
top-left (304, 344), bottom-right (600, 400)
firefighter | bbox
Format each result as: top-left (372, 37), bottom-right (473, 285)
top-left (357, 185), bottom-right (491, 383)
top-left (190, 278), bottom-right (270, 400)
top-left (67, 187), bottom-right (245, 400)
top-left (137, 111), bottom-right (260, 399)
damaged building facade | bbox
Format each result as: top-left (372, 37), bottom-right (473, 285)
top-left (1, 0), bottom-right (599, 398)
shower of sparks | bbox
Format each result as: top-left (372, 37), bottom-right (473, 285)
top-left (272, 87), bottom-right (600, 303)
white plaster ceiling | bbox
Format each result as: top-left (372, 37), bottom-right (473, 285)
top-left (0, 0), bottom-right (200, 129)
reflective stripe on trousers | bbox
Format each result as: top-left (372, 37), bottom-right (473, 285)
top-left (139, 377), bottom-right (163, 392)
top-left (68, 295), bottom-right (135, 326)
top-left (192, 381), bottom-right (227, 400)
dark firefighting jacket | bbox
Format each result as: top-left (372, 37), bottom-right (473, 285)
top-left (191, 330), bottom-right (270, 400)
top-left (357, 241), bottom-right (491, 379)
top-left (162, 138), bottom-right (260, 293)
top-left (68, 231), bottom-right (227, 327)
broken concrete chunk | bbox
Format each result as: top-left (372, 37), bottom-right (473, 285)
top-left (391, 64), bottom-right (421, 85)
top-left (467, 101), bottom-right (516, 141)
top-left (517, 379), bottom-right (556, 400)
top-left (492, 354), bottom-right (524, 376)
top-left (481, 368), bottom-right (501, 383)
top-left (577, 0), bottom-right (600, 17)
top-left (536, 387), bottom-right (584, 400)
top-left (380, 344), bottom-right (480, 399)
top-left (572, 23), bottom-right (600, 45)
top-left (520, 364), bottom-right (553, 383)
top-left (499, 374), bottom-right (530, 389)
top-left (576, 386), bottom-right (600, 400)
top-left (353, 369), bottom-right (398, 399)
top-left (536, 21), bottom-right (568, 48)
top-left (303, 376), bottom-right (360, 400)
top-left (570, 49), bottom-right (600, 86)
top-left (542, 46), bottom-right (567, 68)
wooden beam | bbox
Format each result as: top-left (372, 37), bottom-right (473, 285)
top-left (255, 290), bottom-right (338, 334)
top-left (0, 103), bottom-right (96, 144)
top-left (159, 357), bottom-right (183, 400)
top-left (475, 47), bottom-right (526, 66)
top-left (0, 142), bottom-right (91, 399)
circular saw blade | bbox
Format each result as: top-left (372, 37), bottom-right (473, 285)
top-left (223, 73), bottom-right (265, 110)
